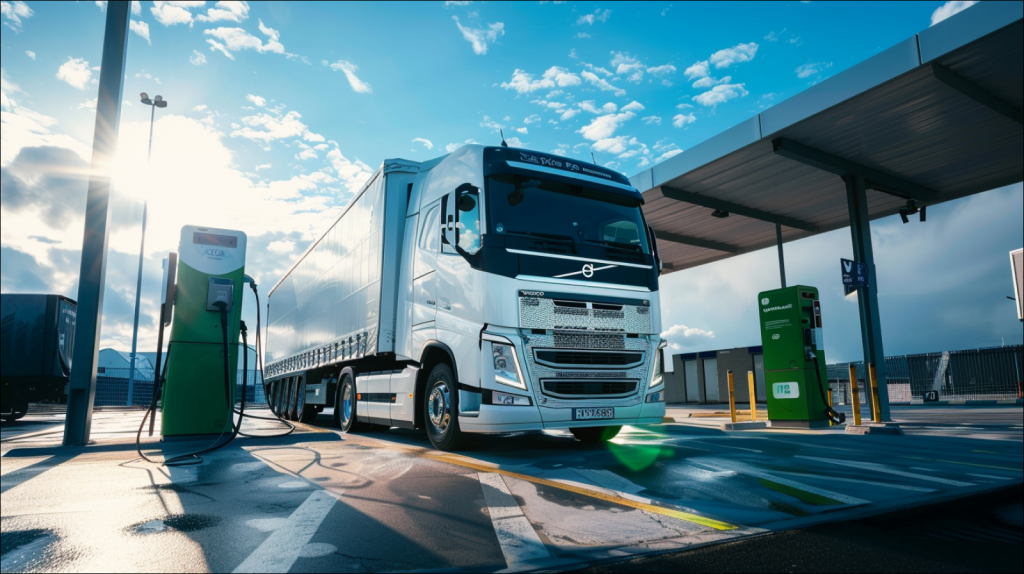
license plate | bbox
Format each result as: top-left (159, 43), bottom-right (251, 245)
top-left (573, 408), bottom-right (614, 421)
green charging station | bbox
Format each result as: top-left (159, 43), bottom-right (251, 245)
top-left (161, 225), bottom-right (248, 439)
top-left (758, 285), bottom-right (834, 429)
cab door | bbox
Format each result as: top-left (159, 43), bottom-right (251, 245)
top-left (412, 202), bottom-right (440, 353)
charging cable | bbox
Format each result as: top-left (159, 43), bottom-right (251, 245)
top-left (809, 349), bottom-right (846, 426)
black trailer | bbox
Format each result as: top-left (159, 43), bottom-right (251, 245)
top-left (1, 294), bottom-right (77, 421)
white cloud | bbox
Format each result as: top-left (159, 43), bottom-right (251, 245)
top-left (193, 104), bottom-right (208, 111)
top-left (576, 32), bottom-right (591, 39)
top-left (576, 8), bottom-right (611, 25)
top-left (246, 94), bottom-right (266, 107)
top-left (326, 147), bottom-right (374, 193)
top-left (130, 19), bottom-right (151, 45)
top-left (500, 66), bottom-right (580, 94)
top-left (1, 0), bottom-right (33, 32)
top-left (327, 59), bottom-right (372, 94)
top-left (795, 62), bottom-right (832, 79)
top-left (579, 100), bottom-right (617, 114)
top-left (77, 98), bottom-right (97, 111)
top-left (568, 48), bottom-right (578, 60)
top-left (684, 60), bottom-right (709, 80)
top-left (647, 64), bottom-right (676, 77)
top-left (931, 0), bottom-right (976, 26)
top-left (197, 1), bottom-right (250, 23)
top-left (523, 114), bottom-right (541, 125)
top-left (480, 115), bottom-right (505, 132)
top-left (591, 136), bottom-right (629, 154)
top-left (693, 83), bottom-right (749, 107)
top-left (190, 50), bottom-right (207, 65)
top-left (620, 101), bottom-right (645, 112)
top-left (709, 42), bottom-right (758, 69)
top-left (453, 16), bottom-right (504, 55)
top-left (254, 163), bottom-right (271, 171)
top-left (445, 139), bottom-right (479, 153)
top-left (559, 109), bottom-right (579, 120)
top-left (204, 19), bottom-right (286, 58)
top-left (231, 110), bottom-right (324, 145)
top-left (672, 113), bottom-right (696, 128)
top-left (267, 240), bottom-right (295, 254)
top-left (676, 103), bottom-right (694, 109)
top-left (577, 112), bottom-right (635, 141)
top-left (56, 57), bottom-right (93, 90)
top-left (150, 1), bottom-right (202, 27)
top-left (516, 127), bottom-right (528, 134)
top-left (444, 0), bottom-right (473, 6)
top-left (551, 144), bottom-right (570, 156)
top-left (642, 115), bottom-right (662, 125)
top-left (661, 323), bottom-right (716, 348)
top-left (24, 50), bottom-right (35, 60)
top-left (412, 137), bottom-right (433, 150)
top-left (657, 149), bottom-right (683, 162)
top-left (610, 52), bottom-right (643, 75)
top-left (530, 99), bottom-right (567, 110)
top-left (692, 74), bottom-right (730, 89)
top-left (580, 70), bottom-right (625, 96)
top-left (505, 136), bottom-right (526, 148)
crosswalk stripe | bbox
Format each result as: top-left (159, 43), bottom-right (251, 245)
top-left (233, 490), bottom-right (338, 573)
top-left (478, 473), bottom-right (551, 568)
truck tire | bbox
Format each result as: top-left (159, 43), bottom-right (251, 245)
top-left (571, 426), bottom-right (622, 443)
top-left (334, 374), bottom-right (367, 433)
top-left (424, 364), bottom-right (468, 451)
top-left (290, 377), bottom-right (304, 422)
top-left (296, 379), bottom-right (318, 423)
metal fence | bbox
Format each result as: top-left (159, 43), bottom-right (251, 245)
top-left (93, 368), bottom-right (268, 407)
top-left (828, 345), bottom-right (1023, 403)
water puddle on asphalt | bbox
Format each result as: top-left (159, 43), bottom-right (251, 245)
top-left (128, 514), bottom-right (222, 535)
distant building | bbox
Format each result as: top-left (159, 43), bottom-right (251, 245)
top-left (96, 349), bottom-right (154, 381)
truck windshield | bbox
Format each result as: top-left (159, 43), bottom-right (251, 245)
top-left (486, 174), bottom-right (650, 254)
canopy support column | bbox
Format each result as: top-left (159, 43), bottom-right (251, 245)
top-left (776, 223), bottom-right (787, 289)
top-left (844, 172), bottom-right (891, 422)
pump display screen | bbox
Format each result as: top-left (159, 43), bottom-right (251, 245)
top-left (193, 232), bottom-right (237, 248)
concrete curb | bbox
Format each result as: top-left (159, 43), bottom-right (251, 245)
top-left (720, 421), bottom-right (768, 431)
top-left (846, 424), bottom-right (904, 436)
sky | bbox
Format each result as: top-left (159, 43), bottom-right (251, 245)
top-left (1, 0), bottom-right (1021, 364)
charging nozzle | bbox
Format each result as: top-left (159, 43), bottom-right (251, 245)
top-left (244, 274), bottom-right (256, 286)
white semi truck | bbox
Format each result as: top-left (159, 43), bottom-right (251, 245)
top-left (265, 145), bottom-right (666, 450)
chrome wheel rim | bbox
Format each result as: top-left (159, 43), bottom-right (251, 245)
top-left (428, 382), bottom-right (451, 435)
top-left (341, 382), bottom-right (353, 427)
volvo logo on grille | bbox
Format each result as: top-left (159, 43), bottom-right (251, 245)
top-left (582, 264), bottom-right (595, 278)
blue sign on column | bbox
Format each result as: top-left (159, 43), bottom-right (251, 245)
top-left (842, 258), bottom-right (869, 296)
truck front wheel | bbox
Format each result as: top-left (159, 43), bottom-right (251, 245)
top-left (424, 364), bottom-right (468, 451)
top-left (571, 426), bottom-right (621, 443)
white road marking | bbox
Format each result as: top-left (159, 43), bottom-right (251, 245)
top-left (698, 460), bottom-right (869, 506)
top-left (774, 471), bottom-right (937, 493)
top-left (479, 473), bottom-right (551, 568)
top-left (797, 456), bottom-right (975, 487)
top-left (233, 490), bottom-right (339, 573)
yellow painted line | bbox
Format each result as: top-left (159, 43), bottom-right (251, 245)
top-left (901, 456), bottom-right (1023, 473)
top-left (419, 452), bottom-right (737, 531)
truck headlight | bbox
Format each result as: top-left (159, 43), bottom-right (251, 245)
top-left (646, 390), bottom-right (665, 403)
top-left (492, 343), bottom-right (526, 390)
top-left (649, 345), bottom-right (665, 390)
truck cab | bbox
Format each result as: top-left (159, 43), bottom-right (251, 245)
top-left (265, 145), bottom-right (666, 450)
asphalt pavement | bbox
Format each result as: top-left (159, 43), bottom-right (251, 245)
top-left (1, 404), bottom-right (1021, 573)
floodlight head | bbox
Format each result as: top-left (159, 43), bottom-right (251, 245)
top-left (140, 92), bottom-right (149, 101)
top-left (919, 205), bottom-right (927, 223)
top-left (154, 95), bottom-right (163, 103)
top-left (899, 209), bottom-right (910, 224)
top-left (156, 100), bottom-right (168, 108)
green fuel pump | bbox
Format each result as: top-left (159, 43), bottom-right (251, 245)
top-left (758, 286), bottom-right (845, 429)
top-left (161, 225), bottom-right (248, 439)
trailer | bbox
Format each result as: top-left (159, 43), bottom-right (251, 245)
top-left (1, 294), bottom-right (77, 421)
top-left (266, 145), bottom-right (666, 450)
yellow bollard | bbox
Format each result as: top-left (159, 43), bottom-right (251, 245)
top-left (748, 371), bottom-right (758, 422)
top-left (849, 364), bottom-right (862, 427)
top-left (869, 363), bottom-right (882, 423)
top-left (728, 371), bottom-right (737, 423)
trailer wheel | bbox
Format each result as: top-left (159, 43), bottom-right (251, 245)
top-left (334, 374), bottom-right (366, 433)
top-left (424, 364), bottom-right (468, 451)
top-left (296, 378), bottom-right (318, 423)
top-left (289, 377), bottom-right (304, 421)
top-left (570, 426), bottom-right (621, 443)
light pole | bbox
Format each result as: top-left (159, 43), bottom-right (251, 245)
top-left (127, 92), bottom-right (167, 407)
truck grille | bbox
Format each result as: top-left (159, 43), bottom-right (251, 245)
top-left (534, 350), bottom-right (644, 369)
top-left (542, 380), bottom-right (638, 398)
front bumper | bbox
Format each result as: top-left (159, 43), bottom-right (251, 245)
top-left (459, 401), bottom-right (666, 434)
